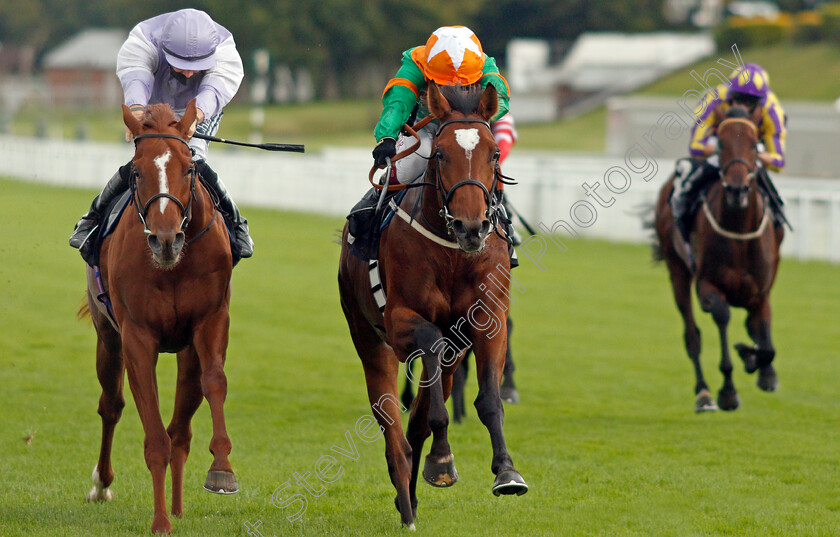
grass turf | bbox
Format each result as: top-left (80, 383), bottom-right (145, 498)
top-left (1, 177), bottom-right (838, 536)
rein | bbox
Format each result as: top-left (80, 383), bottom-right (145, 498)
top-left (367, 114), bottom-right (518, 246)
top-left (130, 133), bottom-right (215, 245)
top-left (700, 187), bottom-right (770, 241)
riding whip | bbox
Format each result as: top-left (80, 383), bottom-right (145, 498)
top-left (193, 133), bottom-right (305, 153)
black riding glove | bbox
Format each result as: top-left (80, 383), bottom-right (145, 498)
top-left (372, 137), bottom-right (396, 167)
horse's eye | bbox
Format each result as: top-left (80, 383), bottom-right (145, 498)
top-left (493, 150), bottom-right (501, 161)
top-left (434, 149), bottom-right (444, 161)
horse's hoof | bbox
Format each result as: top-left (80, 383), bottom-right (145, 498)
top-left (734, 343), bottom-right (759, 373)
top-left (86, 465), bottom-right (114, 502)
top-left (757, 366), bottom-right (778, 392)
top-left (500, 386), bottom-right (520, 404)
top-left (86, 485), bottom-right (114, 502)
top-left (423, 454), bottom-right (458, 487)
top-left (694, 389), bottom-right (718, 413)
top-left (492, 469), bottom-right (528, 496)
top-left (151, 515), bottom-right (172, 535)
top-left (203, 470), bottom-right (239, 494)
top-left (402, 522), bottom-right (416, 531)
top-left (717, 388), bottom-right (740, 411)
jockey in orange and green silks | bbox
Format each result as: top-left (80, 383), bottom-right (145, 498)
top-left (670, 63), bottom-right (788, 245)
top-left (349, 26), bottom-right (518, 265)
top-left (374, 26), bottom-right (510, 141)
top-left (371, 26), bottom-right (511, 184)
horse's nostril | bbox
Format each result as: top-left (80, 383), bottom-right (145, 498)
top-left (173, 232), bottom-right (185, 251)
top-left (452, 220), bottom-right (466, 236)
top-left (147, 235), bottom-right (161, 254)
top-left (480, 220), bottom-right (492, 237)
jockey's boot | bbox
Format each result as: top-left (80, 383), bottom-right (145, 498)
top-left (69, 163), bottom-right (132, 264)
top-left (347, 187), bottom-right (382, 242)
top-left (195, 160), bottom-right (254, 263)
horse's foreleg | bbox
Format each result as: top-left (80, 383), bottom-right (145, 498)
top-left (666, 257), bottom-right (711, 411)
top-left (399, 318), bottom-right (457, 490)
top-left (192, 309), bottom-right (237, 494)
top-left (698, 281), bottom-right (739, 411)
top-left (500, 316), bottom-right (519, 404)
top-left (350, 326), bottom-right (414, 525)
top-left (122, 324), bottom-right (171, 534)
top-left (744, 300), bottom-right (778, 392)
top-left (167, 347), bottom-right (203, 516)
top-left (472, 318), bottom-right (528, 496)
top-left (451, 356), bottom-right (468, 423)
top-left (88, 331), bottom-right (124, 503)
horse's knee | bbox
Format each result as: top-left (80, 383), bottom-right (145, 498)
top-left (413, 322), bottom-right (442, 352)
top-left (474, 389), bottom-right (503, 426)
top-left (167, 425), bottom-right (193, 451)
top-left (200, 367), bottom-right (227, 397)
top-left (143, 434), bottom-right (172, 468)
top-left (702, 292), bottom-right (730, 326)
top-left (98, 394), bottom-right (125, 423)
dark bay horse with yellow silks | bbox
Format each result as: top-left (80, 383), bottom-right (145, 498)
top-left (81, 101), bottom-right (236, 534)
top-left (654, 106), bottom-right (783, 413)
top-left (339, 82), bottom-right (528, 529)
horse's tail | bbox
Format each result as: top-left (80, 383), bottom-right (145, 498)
top-left (637, 202), bottom-right (664, 263)
top-left (77, 298), bottom-right (91, 321)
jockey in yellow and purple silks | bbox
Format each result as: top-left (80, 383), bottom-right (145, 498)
top-left (348, 26), bottom-right (518, 263)
top-left (671, 63), bottom-right (788, 243)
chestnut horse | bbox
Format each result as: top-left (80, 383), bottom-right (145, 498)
top-left (338, 83), bottom-right (528, 529)
top-left (653, 106), bottom-right (783, 413)
top-left (82, 101), bottom-right (236, 534)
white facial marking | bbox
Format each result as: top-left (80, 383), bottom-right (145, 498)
top-left (154, 150), bottom-right (172, 214)
top-left (455, 128), bottom-right (480, 176)
top-left (455, 128), bottom-right (480, 154)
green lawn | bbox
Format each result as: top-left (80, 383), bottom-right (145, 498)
top-left (639, 42), bottom-right (840, 102)
top-left (1, 177), bottom-right (839, 536)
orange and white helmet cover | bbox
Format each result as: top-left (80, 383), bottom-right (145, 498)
top-left (413, 26), bottom-right (485, 85)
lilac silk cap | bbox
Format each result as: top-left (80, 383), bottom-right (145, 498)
top-left (161, 9), bottom-right (219, 71)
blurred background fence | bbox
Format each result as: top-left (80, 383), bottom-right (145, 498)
top-left (3, 134), bottom-right (837, 263)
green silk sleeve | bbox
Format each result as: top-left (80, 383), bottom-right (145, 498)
top-left (374, 49), bottom-right (427, 141)
top-left (481, 56), bottom-right (510, 122)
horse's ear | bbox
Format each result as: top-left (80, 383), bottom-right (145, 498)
top-left (478, 84), bottom-right (498, 121)
top-left (177, 99), bottom-right (198, 137)
top-left (123, 105), bottom-right (143, 136)
top-left (427, 82), bottom-right (451, 119)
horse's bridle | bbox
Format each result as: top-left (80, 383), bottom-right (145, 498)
top-left (431, 118), bottom-right (504, 235)
top-left (717, 117), bottom-right (759, 193)
top-left (130, 133), bottom-right (197, 235)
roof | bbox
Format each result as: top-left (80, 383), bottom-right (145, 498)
top-left (555, 32), bottom-right (715, 92)
top-left (42, 28), bottom-right (126, 70)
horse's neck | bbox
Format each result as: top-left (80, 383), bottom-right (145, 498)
top-left (188, 181), bottom-right (215, 234)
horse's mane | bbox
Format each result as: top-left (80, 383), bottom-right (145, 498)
top-left (438, 84), bottom-right (484, 115)
top-left (725, 106), bottom-right (750, 119)
top-left (142, 103), bottom-right (177, 131)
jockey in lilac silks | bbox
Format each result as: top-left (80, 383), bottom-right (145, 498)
top-left (69, 8), bottom-right (252, 265)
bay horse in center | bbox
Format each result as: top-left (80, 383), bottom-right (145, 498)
top-left (339, 82), bottom-right (528, 529)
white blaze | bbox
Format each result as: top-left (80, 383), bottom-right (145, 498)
top-left (455, 128), bottom-right (480, 177)
top-left (455, 128), bottom-right (480, 157)
top-left (153, 150), bottom-right (172, 214)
